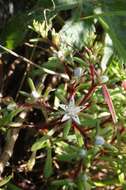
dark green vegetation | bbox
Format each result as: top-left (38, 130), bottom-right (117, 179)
top-left (0, 0), bottom-right (126, 189)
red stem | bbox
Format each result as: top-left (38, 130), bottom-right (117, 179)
top-left (79, 84), bottom-right (97, 105)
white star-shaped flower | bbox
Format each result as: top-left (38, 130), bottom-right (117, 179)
top-left (59, 96), bottom-right (84, 125)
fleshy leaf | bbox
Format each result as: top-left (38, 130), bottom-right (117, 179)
top-left (31, 136), bottom-right (49, 152)
top-left (44, 147), bottom-right (53, 178)
top-left (63, 120), bottom-right (72, 138)
top-left (27, 152), bottom-right (36, 171)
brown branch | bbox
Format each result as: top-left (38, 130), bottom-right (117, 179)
top-left (0, 44), bottom-right (69, 80)
top-left (0, 128), bottom-right (19, 175)
top-left (0, 111), bottom-right (27, 176)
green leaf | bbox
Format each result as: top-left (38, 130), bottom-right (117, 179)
top-left (0, 175), bottom-right (12, 187)
top-left (55, 87), bottom-right (66, 103)
top-left (51, 179), bottom-right (76, 188)
top-left (0, 13), bottom-right (28, 49)
top-left (38, 0), bottom-right (93, 13)
top-left (38, 0), bottom-right (79, 11)
top-left (42, 57), bottom-right (63, 71)
top-left (0, 7), bottom-right (53, 49)
top-left (28, 78), bottom-right (36, 92)
top-left (99, 0), bottom-right (126, 62)
top-left (31, 136), bottom-right (49, 151)
top-left (63, 120), bottom-right (71, 138)
top-left (77, 174), bottom-right (91, 190)
top-left (73, 57), bottom-right (86, 67)
top-left (94, 178), bottom-right (119, 187)
top-left (27, 151), bottom-right (36, 171)
top-left (7, 182), bottom-right (22, 190)
top-left (44, 147), bottom-right (53, 178)
top-left (75, 128), bottom-right (84, 147)
top-left (101, 34), bottom-right (113, 72)
top-left (0, 108), bottom-right (23, 127)
top-left (37, 0), bottom-right (52, 8)
top-left (118, 171), bottom-right (125, 184)
top-left (56, 143), bottom-right (80, 161)
top-left (81, 116), bottom-right (97, 127)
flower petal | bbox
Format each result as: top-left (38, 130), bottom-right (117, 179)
top-left (69, 96), bottom-right (75, 107)
top-left (59, 104), bottom-right (68, 111)
top-left (73, 106), bottom-right (84, 114)
top-left (61, 114), bottom-right (70, 122)
top-left (72, 115), bottom-right (81, 125)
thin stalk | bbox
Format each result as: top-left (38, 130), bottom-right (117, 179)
top-left (0, 44), bottom-right (69, 80)
top-left (0, 128), bottom-right (19, 175)
top-left (80, 10), bottom-right (126, 21)
top-left (0, 111), bottom-right (27, 176)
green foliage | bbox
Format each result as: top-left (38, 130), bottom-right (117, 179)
top-left (7, 183), bottom-right (22, 190)
top-left (59, 20), bottom-right (95, 50)
top-left (99, 0), bottom-right (126, 62)
top-left (0, 104), bottom-right (23, 131)
top-left (44, 147), bottom-right (53, 178)
top-left (0, 175), bottom-right (12, 187)
top-left (31, 135), bottom-right (49, 151)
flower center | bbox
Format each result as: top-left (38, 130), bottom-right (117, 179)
top-left (66, 105), bottom-right (77, 116)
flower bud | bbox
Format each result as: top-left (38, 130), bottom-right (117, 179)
top-left (31, 90), bottom-right (40, 99)
top-left (100, 75), bottom-right (109, 83)
top-left (122, 80), bottom-right (126, 90)
top-left (95, 136), bottom-right (105, 145)
top-left (79, 149), bottom-right (87, 157)
top-left (74, 67), bottom-right (83, 77)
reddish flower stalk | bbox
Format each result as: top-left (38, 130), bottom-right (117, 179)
top-left (68, 81), bottom-right (77, 100)
top-left (69, 160), bottom-right (83, 179)
top-left (89, 64), bottom-right (95, 85)
top-left (34, 117), bottom-right (62, 131)
top-left (102, 84), bottom-right (117, 124)
top-left (79, 84), bottom-right (97, 105)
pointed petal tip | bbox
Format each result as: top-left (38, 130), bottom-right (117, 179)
top-left (72, 115), bottom-right (81, 125)
top-left (61, 114), bottom-right (70, 122)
